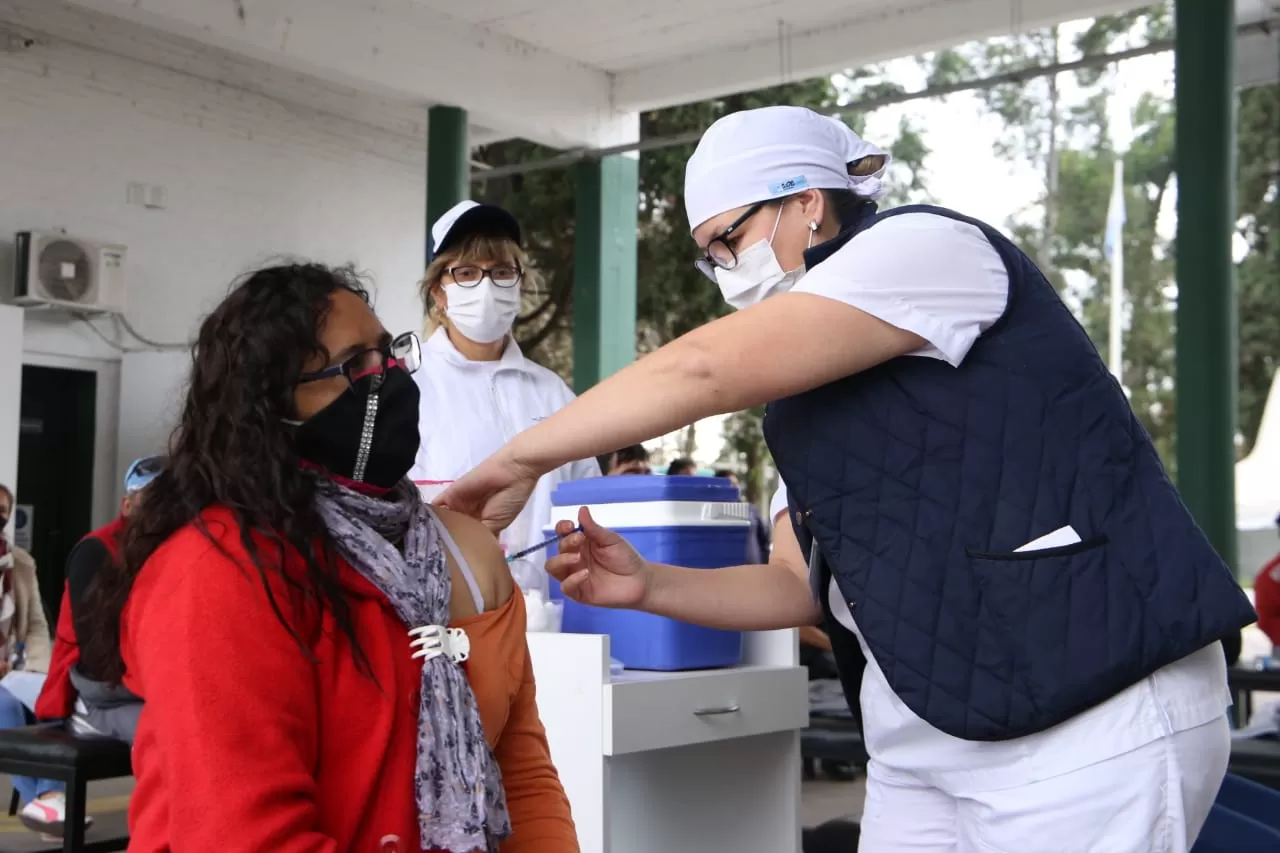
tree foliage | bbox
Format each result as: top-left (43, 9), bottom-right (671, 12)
top-left (1235, 82), bottom-right (1280, 452)
top-left (470, 139), bottom-right (578, 376)
top-left (928, 1), bottom-right (1278, 469)
top-left (718, 407), bottom-right (769, 506)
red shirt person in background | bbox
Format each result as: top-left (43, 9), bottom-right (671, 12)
top-left (36, 456), bottom-right (163, 724)
top-left (1253, 513), bottom-right (1280, 652)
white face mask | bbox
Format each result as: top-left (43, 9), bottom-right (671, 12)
top-left (713, 206), bottom-right (813, 311)
top-left (443, 280), bottom-right (521, 344)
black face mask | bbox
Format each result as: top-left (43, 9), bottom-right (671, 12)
top-left (294, 367), bottom-right (421, 490)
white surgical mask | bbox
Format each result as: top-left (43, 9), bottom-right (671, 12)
top-left (713, 206), bottom-right (812, 311)
top-left (443, 280), bottom-right (520, 343)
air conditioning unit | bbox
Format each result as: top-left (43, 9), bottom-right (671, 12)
top-left (9, 231), bottom-right (126, 314)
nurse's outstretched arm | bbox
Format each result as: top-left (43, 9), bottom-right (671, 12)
top-left (546, 507), bottom-right (820, 630)
top-left (514, 292), bottom-right (919, 470)
top-left (439, 293), bottom-right (924, 530)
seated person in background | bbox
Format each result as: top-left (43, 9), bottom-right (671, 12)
top-left (0, 486), bottom-right (50, 682)
top-left (1253, 512), bottom-right (1280, 656)
top-left (603, 444), bottom-right (651, 475)
top-left (0, 483), bottom-right (70, 840)
top-left (37, 457), bottom-right (161, 743)
top-left (666, 458), bottom-right (696, 477)
top-left (77, 264), bottom-right (576, 852)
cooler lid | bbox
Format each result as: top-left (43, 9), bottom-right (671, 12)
top-left (551, 475), bottom-right (742, 506)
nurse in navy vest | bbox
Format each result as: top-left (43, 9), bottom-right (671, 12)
top-left (439, 106), bottom-right (1257, 852)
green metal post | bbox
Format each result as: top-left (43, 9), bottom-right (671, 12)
top-left (1174, 0), bottom-right (1238, 571)
top-left (426, 106), bottom-right (469, 262)
top-left (572, 155), bottom-right (638, 393)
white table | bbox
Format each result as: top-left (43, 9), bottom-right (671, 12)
top-left (528, 629), bottom-right (808, 853)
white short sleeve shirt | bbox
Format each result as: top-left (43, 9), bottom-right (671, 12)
top-left (410, 330), bottom-right (600, 595)
top-left (773, 212), bottom-right (1230, 791)
top-left (793, 212), bottom-right (1010, 366)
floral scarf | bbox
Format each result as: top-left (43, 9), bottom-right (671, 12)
top-left (313, 477), bottom-right (510, 852)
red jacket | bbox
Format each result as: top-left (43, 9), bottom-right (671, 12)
top-left (120, 506), bottom-right (574, 853)
top-left (1255, 553), bottom-right (1280, 648)
top-left (35, 516), bottom-right (125, 721)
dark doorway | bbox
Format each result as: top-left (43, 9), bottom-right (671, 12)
top-left (17, 365), bottom-right (96, 621)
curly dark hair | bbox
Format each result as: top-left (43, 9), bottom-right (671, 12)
top-left (80, 263), bottom-right (372, 683)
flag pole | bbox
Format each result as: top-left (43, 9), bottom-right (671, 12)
top-left (1108, 157), bottom-right (1125, 380)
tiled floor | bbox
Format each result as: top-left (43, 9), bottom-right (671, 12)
top-left (0, 776), bottom-right (130, 852)
top-left (802, 777), bottom-right (866, 827)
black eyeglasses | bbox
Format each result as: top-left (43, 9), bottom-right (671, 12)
top-left (694, 202), bottom-right (767, 282)
top-left (298, 331), bottom-right (422, 389)
top-left (446, 264), bottom-right (523, 289)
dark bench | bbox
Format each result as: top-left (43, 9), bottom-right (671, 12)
top-left (1228, 666), bottom-right (1280, 728)
top-left (801, 673), bottom-right (866, 780)
top-left (1229, 737), bottom-right (1280, 792)
top-left (0, 724), bottom-right (131, 852)
top-left (801, 672), bottom-right (869, 783)
top-left (1224, 665), bottom-right (1280, 792)
top-left (803, 715), bottom-right (867, 764)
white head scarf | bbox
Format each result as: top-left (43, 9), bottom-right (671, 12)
top-left (684, 106), bottom-right (891, 232)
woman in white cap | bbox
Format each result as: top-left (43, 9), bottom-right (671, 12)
top-left (413, 201), bottom-right (599, 594)
top-left (440, 106), bottom-right (1255, 852)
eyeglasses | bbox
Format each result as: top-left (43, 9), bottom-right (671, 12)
top-left (694, 202), bottom-right (767, 282)
top-left (297, 331), bottom-right (422, 389)
top-left (446, 264), bottom-right (523, 289)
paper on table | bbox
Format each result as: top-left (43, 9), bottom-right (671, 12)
top-left (1014, 524), bottom-right (1082, 553)
top-left (0, 670), bottom-right (47, 714)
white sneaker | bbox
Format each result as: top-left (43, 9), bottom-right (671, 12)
top-left (18, 792), bottom-right (94, 839)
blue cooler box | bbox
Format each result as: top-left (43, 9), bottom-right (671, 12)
top-left (545, 476), bottom-right (751, 671)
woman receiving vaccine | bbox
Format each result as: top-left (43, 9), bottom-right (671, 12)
top-left (412, 201), bottom-right (599, 595)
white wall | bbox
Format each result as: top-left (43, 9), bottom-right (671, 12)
top-left (0, 306), bottom-right (24, 537)
top-left (0, 27), bottom-right (428, 522)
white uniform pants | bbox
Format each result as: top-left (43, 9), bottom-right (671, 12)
top-left (859, 715), bottom-right (1231, 853)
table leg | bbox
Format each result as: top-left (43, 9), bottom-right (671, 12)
top-left (63, 778), bottom-right (86, 853)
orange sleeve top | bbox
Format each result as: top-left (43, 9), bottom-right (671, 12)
top-left (120, 507), bottom-right (577, 853)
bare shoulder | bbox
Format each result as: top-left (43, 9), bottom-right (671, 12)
top-left (431, 506), bottom-right (515, 609)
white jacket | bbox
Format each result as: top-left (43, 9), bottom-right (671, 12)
top-left (410, 329), bottom-right (600, 593)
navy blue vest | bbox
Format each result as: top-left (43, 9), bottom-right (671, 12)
top-left (765, 203), bottom-right (1257, 742)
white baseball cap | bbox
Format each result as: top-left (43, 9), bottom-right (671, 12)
top-left (429, 200), bottom-right (522, 260)
top-left (684, 106), bottom-right (890, 233)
